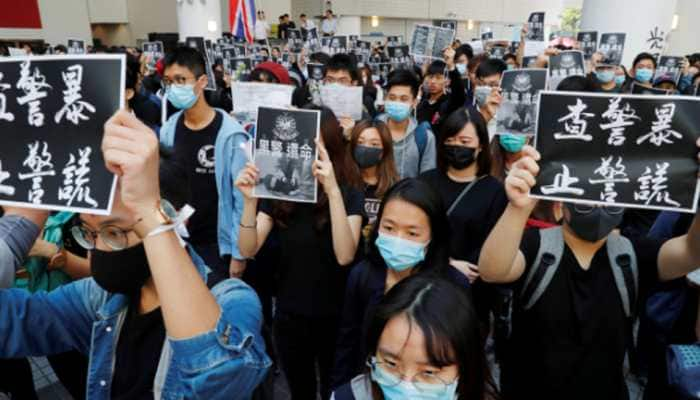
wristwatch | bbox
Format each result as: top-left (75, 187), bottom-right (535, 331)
top-left (134, 199), bottom-right (178, 238)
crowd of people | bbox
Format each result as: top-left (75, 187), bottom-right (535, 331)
top-left (1, 14), bottom-right (700, 400)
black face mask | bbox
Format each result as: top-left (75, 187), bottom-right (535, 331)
top-left (353, 145), bottom-right (383, 169)
top-left (443, 145), bottom-right (476, 170)
top-left (565, 204), bottom-right (624, 242)
top-left (91, 244), bottom-right (151, 294)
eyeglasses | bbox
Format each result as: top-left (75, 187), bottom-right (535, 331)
top-left (573, 203), bottom-right (625, 215)
top-left (160, 76), bottom-right (198, 90)
top-left (324, 76), bottom-right (352, 85)
top-left (367, 357), bottom-right (456, 392)
top-left (71, 223), bottom-right (138, 251)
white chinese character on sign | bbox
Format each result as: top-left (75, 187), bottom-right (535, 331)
top-left (270, 140), bottom-right (283, 156)
top-left (636, 103), bottom-right (682, 146)
top-left (599, 97), bottom-right (640, 146)
top-left (540, 164), bottom-right (585, 196)
top-left (0, 161), bottom-right (15, 196)
top-left (554, 99), bottom-right (595, 142)
top-left (634, 163), bottom-right (680, 207)
top-left (257, 139), bottom-right (270, 155)
top-left (16, 61), bottom-right (52, 127)
top-left (588, 156), bottom-right (630, 202)
top-left (0, 73), bottom-right (14, 122)
top-left (54, 65), bottom-right (96, 125)
top-left (18, 141), bottom-right (56, 204)
top-left (299, 143), bottom-right (313, 161)
top-left (58, 147), bottom-right (98, 207)
top-left (287, 142), bottom-right (299, 159)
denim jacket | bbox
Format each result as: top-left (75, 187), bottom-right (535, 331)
top-left (160, 108), bottom-right (251, 260)
top-left (0, 219), bottom-right (271, 399)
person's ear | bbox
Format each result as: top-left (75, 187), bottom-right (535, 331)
top-left (196, 74), bottom-right (208, 92)
top-left (125, 88), bottom-right (135, 102)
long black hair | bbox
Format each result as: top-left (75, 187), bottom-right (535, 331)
top-left (364, 274), bottom-right (498, 399)
top-left (367, 178), bottom-right (450, 273)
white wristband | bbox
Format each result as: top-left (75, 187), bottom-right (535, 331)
top-left (145, 204), bottom-right (195, 248)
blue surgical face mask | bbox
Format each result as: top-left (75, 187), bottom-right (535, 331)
top-left (167, 84), bottom-right (199, 110)
top-left (595, 70), bottom-right (615, 83)
top-left (499, 133), bottom-right (527, 153)
top-left (506, 63), bottom-right (515, 70)
top-left (474, 85), bottom-right (491, 107)
top-left (635, 68), bottom-right (654, 83)
top-left (614, 74), bottom-right (626, 86)
top-left (456, 63), bottom-right (467, 76)
top-left (385, 101), bottom-right (412, 122)
top-left (679, 74), bottom-right (693, 91)
top-left (375, 232), bottom-right (428, 272)
top-left (371, 362), bottom-right (459, 400)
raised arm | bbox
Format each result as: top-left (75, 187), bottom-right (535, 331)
top-left (235, 163), bottom-right (274, 258)
top-left (0, 207), bottom-right (47, 288)
top-left (479, 146), bottom-right (540, 283)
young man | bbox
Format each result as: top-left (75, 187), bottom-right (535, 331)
top-left (0, 111), bottom-right (270, 398)
top-left (416, 47), bottom-right (466, 131)
top-left (159, 47), bottom-right (250, 282)
top-left (300, 13), bottom-right (316, 30)
top-left (377, 69), bottom-right (437, 179)
top-left (479, 144), bottom-right (700, 400)
top-left (473, 58), bottom-right (507, 137)
top-left (321, 10), bottom-right (337, 37)
top-left (254, 10), bottom-right (270, 43)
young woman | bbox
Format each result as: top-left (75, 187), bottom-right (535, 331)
top-left (349, 120), bottom-right (399, 243)
top-left (331, 178), bottom-right (470, 389)
top-left (332, 274), bottom-right (497, 400)
top-left (236, 106), bottom-right (364, 400)
top-left (489, 133), bottom-right (529, 182)
top-left (624, 52), bottom-right (657, 91)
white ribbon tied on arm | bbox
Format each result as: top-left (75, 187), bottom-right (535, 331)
top-left (147, 204), bottom-right (196, 248)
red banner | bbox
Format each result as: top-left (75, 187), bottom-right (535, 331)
top-left (0, 0), bottom-right (42, 29)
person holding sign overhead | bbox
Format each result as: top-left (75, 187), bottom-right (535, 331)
top-left (479, 141), bottom-right (700, 400)
top-left (236, 106), bottom-right (363, 400)
top-left (0, 111), bottom-right (270, 399)
top-left (159, 47), bottom-right (251, 283)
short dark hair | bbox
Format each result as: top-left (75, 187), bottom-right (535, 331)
top-left (632, 52), bottom-right (658, 69)
top-left (54, 44), bottom-right (67, 53)
top-left (455, 44), bottom-right (474, 62)
top-left (300, 13), bottom-right (307, 18)
top-left (503, 53), bottom-right (517, 63)
top-left (476, 58), bottom-right (507, 79)
top-left (436, 107), bottom-right (491, 176)
top-left (557, 75), bottom-right (597, 92)
top-left (426, 60), bottom-right (447, 77)
top-left (164, 46), bottom-right (206, 77)
top-left (326, 53), bottom-right (360, 82)
top-left (310, 51), bottom-right (331, 65)
top-left (385, 69), bottom-right (420, 98)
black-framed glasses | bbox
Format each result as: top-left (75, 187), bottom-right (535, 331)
top-left (573, 203), bottom-right (625, 215)
top-left (367, 357), bottom-right (456, 392)
top-left (71, 223), bottom-right (138, 251)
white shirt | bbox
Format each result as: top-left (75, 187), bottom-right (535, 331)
top-left (302, 19), bottom-right (316, 30)
top-left (255, 20), bottom-right (270, 40)
top-left (321, 17), bottom-right (337, 34)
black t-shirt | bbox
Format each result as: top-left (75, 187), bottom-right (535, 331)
top-left (419, 170), bottom-right (508, 263)
top-left (111, 296), bottom-right (166, 399)
top-left (173, 112), bottom-right (223, 245)
top-left (502, 229), bottom-right (662, 400)
top-left (259, 186), bottom-right (364, 317)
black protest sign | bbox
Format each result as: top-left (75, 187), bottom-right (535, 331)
top-left (386, 36), bottom-right (403, 46)
top-left (526, 12), bottom-right (545, 41)
top-left (481, 32), bottom-right (493, 41)
top-left (577, 31), bottom-right (598, 60)
top-left (185, 37), bottom-right (217, 91)
top-left (354, 41), bottom-right (371, 63)
top-left (325, 36), bottom-right (347, 55)
top-left (307, 63), bottom-right (325, 81)
top-left (253, 107), bottom-right (320, 203)
top-left (496, 69), bottom-right (548, 136)
top-left (631, 82), bottom-right (670, 95)
top-left (532, 91), bottom-right (700, 213)
top-left (439, 20), bottom-right (457, 31)
top-left (522, 56), bottom-right (538, 68)
top-left (548, 50), bottom-right (585, 90)
top-left (410, 24), bottom-right (454, 59)
top-left (388, 45), bottom-right (411, 67)
top-left (599, 33), bottom-right (626, 65)
top-left (303, 28), bottom-right (321, 51)
top-left (655, 56), bottom-right (684, 84)
top-left (67, 39), bottom-right (86, 55)
top-left (489, 45), bottom-right (507, 60)
top-left (288, 29), bottom-right (304, 53)
top-left (0, 55), bottom-right (124, 214)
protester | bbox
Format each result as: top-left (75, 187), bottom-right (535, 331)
top-left (479, 141), bottom-right (700, 400)
top-left (236, 106), bottom-right (364, 400)
top-left (416, 48), bottom-right (466, 131)
top-left (332, 274), bottom-right (497, 400)
top-left (159, 47), bottom-right (250, 284)
top-left (624, 52), bottom-right (657, 91)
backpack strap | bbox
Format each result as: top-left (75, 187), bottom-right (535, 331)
top-left (446, 176), bottom-right (485, 216)
top-left (333, 383), bottom-right (357, 400)
top-left (413, 121), bottom-right (430, 167)
top-left (520, 226), bottom-right (565, 310)
top-left (606, 233), bottom-right (638, 318)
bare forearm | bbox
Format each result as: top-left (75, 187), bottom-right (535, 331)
top-left (238, 198), bottom-right (259, 258)
top-left (61, 252), bottom-right (91, 279)
top-left (144, 231), bottom-right (220, 339)
top-left (480, 203), bottom-right (532, 282)
top-left (328, 189), bottom-right (357, 266)
top-left (659, 214), bottom-right (700, 281)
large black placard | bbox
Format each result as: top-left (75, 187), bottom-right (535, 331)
top-left (0, 55), bottom-right (124, 215)
top-left (532, 91), bottom-right (700, 213)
